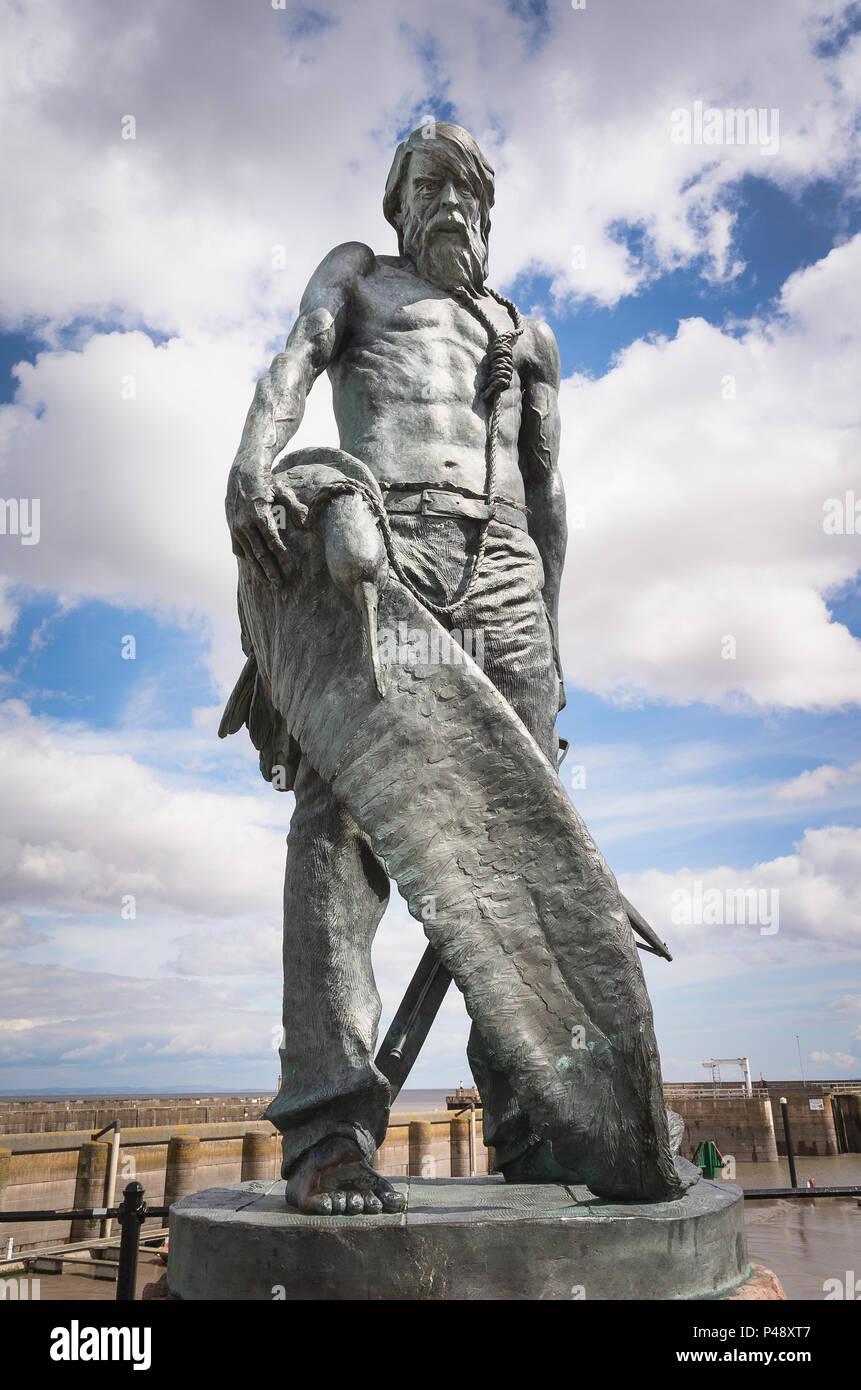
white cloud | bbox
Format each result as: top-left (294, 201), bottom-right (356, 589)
top-left (562, 733), bottom-right (813, 852)
top-left (170, 924), bottom-right (281, 977)
top-left (0, 699), bottom-right (286, 918)
top-left (0, 910), bottom-right (46, 951)
top-left (0, 326), bottom-right (339, 691)
top-left (620, 824), bottom-right (861, 956)
top-left (0, 0), bottom-right (857, 332)
top-left (0, 696), bottom-right (459, 1073)
top-left (0, 959), bottom-right (278, 1075)
top-left (0, 690), bottom-right (858, 1082)
top-left (558, 235), bottom-right (861, 709)
top-left (775, 761), bottom-right (861, 800)
top-left (4, 236), bottom-right (859, 712)
top-left (0, 4), bottom-right (858, 710)
top-left (809, 1049), bottom-right (856, 1068)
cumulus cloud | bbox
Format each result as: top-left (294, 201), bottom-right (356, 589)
top-left (4, 235), bottom-right (859, 711)
top-left (1, 685), bottom-right (857, 1077)
top-left (0, 0), bottom-right (857, 330)
top-left (0, 867), bottom-right (469, 1086)
top-left (776, 761), bottom-right (861, 800)
top-left (0, 911), bottom-right (47, 952)
top-left (0, 695), bottom-right (466, 1077)
top-left (558, 235), bottom-right (861, 708)
top-left (620, 824), bottom-right (861, 955)
top-left (0, 959), bottom-right (278, 1077)
top-left (809, 1049), bottom-right (856, 1069)
top-left (0, 3), bottom-right (858, 709)
top-left (0, 699), bottom-right (287, 917)
top-left (0, 326), bottom-right (340, 689)
top-left (170, 924), bottom-right (281, 977)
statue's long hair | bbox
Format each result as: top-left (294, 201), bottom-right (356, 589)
top-left (383, 123), bottom-right (495, 279)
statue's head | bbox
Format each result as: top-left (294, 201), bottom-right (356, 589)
top-left (383, 122), bottom-right (495, 294)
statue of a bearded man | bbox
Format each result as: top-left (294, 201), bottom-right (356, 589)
top-left (223, 123), bottom-right (686, 1215)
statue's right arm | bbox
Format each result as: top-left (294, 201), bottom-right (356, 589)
top-left (226, 241), bottom-right (375, 584)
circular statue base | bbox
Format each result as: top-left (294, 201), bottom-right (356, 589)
top-left (166, 1168), bottom-right (784, 1301)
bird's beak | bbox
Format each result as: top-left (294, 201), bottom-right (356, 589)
top-left (353, 581), bottom-right (385, 698)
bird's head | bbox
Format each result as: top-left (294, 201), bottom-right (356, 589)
top-left (320, 489), bottom-right (389, 698)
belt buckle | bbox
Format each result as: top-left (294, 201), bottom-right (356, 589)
top-left (420, 488), bottom-right (455, 519)
top-left (420, 489), bottom-right (495, 522)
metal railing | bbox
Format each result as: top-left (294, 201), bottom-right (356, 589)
top-left (663, 1086), bottom-right (750, 1099)
top-left (0, 1181), bottom-right (166, 1301)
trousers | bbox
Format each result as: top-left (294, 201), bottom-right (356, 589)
top-left (265, 514), bottom-right (560, 1173)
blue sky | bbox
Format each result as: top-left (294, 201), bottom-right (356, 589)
top-left (0, 0), bottom-right (859, 1093)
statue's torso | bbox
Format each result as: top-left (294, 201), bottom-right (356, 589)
top-left (328, 256), bottom-right (528, 503)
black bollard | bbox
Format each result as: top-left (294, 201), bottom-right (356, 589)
top-left (116, 1180), bottom-right (147, 1301)
top-left (779, 1097), bottom-right (798, 1189)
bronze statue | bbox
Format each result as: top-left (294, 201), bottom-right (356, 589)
top-left (223, 123), bottom-right (687, 1215)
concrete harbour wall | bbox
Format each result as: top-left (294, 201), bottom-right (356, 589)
top-left (0, 1111), bottom-right (488, 1251)
top-left (669, 1095), bottom-right (779, 1163)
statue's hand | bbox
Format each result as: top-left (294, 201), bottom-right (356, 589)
top-left (226, 462), bottom-right (289, 586)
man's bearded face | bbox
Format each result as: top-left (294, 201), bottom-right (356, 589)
top-left (400, 148), bottom-right (488, 294)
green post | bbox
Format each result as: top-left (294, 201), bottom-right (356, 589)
top-left (694, 1139), bottom-right (724, 1180)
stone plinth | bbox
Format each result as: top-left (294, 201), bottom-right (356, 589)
top-left (166, 1167), bottom-right (777, 1301)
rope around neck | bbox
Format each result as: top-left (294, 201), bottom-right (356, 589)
top-left (384, 285), bottom-right (524, 617)
top-left (305, 289), bottom-right (525, 619)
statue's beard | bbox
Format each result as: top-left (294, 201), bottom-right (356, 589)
top-left (403, 210), bottom-right (487, 294)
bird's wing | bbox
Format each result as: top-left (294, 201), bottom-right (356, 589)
top-left (218, 653), bottom-right (256, 739)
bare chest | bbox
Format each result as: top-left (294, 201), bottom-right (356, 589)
top-left (335, 268), bottom-right (523, 406)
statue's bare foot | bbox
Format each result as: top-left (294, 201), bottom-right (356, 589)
top-left (284, 1135), bottom-right (406, 1216)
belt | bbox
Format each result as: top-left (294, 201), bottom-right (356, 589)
top-left (383, 487), bottom-right (529, 532)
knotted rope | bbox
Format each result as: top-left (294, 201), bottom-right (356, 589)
top-left (303, 287), bottom-right (524, 619)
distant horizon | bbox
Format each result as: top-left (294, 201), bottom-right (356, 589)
top-left (0, 1085), bottom-right (452, 1098)
top-left (2, 1076), bottom-right (858, 1100)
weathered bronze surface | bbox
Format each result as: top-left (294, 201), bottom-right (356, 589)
top-left (223, 123), bottom-right (687, 1212)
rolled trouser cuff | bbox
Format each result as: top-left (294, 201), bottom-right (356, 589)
top-left (278, 1121), bottom-right (384, 1180)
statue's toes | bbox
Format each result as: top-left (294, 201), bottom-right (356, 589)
top-left (305, 1193), bottom-right (333, 1216)
top-left (362, 1190), bottom-right (383, 1214)
top-left (380, 1188), bottom-right (406, 1214)
top-left (328, 1189), bottom-right (348, 1215)
top-left (345, 1190), bottom-right (364, 1214)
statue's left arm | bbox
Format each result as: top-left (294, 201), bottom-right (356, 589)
top-left (519, 319), bottom-right (567, 710)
